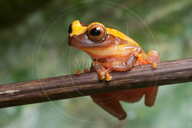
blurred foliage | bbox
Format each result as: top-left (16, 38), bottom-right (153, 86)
top-left (0, 0), bottom-right (192, 128)
top-left (0, 0), bottom-right (51, 28)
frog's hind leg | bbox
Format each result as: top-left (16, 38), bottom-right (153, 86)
top-left (145, 86), bottom-right (158, 106)
top-left (91, 93), bottom-right (127, 120)
top-left (144, 49), bottom-right (160, 106)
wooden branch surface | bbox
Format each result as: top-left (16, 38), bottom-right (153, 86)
top-left (0, 58), bottom-right (192, 108)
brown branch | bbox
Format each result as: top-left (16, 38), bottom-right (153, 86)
top-left (0, 58), bottom-right (192, 108)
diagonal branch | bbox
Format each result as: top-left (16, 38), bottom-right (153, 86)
top-left (0, 58), bottom-right (192, 108)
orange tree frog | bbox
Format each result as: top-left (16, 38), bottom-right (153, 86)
top-left (68, 20), bottom-right (160, 120)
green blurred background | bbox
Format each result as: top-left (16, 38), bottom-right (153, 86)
top-left (0, 0), bottom-right (192, 128)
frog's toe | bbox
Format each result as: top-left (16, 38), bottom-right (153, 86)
top-left (76, 70), bottom-right (82, 75)
top-left (98, 71), bottom-right (106, 80)
top-left (106, 73), bottom-right (112, 81)
top-left (99, 75), bottom-right (105, 80)
top-left (151, 61), bottom-right (158, 68)
top-left (83, 69), bottom-right (89, 73)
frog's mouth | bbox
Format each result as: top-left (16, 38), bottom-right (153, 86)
top-left (68, 33), bottom-right (112, 48)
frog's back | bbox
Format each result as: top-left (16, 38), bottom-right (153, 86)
top-left (106, 27), bottom-right (147, 57)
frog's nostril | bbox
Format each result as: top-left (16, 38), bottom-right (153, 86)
top-left (68, 24), bottom-right (72, 34)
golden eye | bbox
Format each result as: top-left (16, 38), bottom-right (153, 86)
top-left (87, 24), bottom-right (106, 42)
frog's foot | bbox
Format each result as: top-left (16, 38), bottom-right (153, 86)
top-left (92, 61), bottom-right (113, 81)
top-left (146, 49), bottom-right (160, 68)
top-left (105, 67), bottom-right (114, 81)
top-left (92, 61), bottom-right (106, 80)
top-left (98, 71), bottom-right (112, 81)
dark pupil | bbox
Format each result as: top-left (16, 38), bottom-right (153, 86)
top-left (90, 28), bottom-right (101, 36)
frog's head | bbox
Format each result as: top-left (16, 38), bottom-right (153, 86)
top-left (68, 20), bottom-right (114, 48)
top-left (68, 20), bottom-right (139, 59)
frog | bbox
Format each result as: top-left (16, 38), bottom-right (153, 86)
top-left (68, 20), bottom-right (160, 120)
top-left (68, 20), bottom-right (159, 81)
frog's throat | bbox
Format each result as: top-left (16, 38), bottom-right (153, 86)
top-left (78, 46), bottom-right (131, 60)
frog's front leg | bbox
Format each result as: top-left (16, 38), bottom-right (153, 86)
top-left (92, 61), bottom-right (113, 81)
top-left (134, 49), bottom-right (160, 68)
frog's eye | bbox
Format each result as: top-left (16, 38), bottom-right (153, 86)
top-left (87, 24), bottom-right (106, 42)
